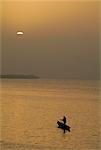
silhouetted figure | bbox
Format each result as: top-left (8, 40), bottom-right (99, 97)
top-left (60, 116), bottom-right (67, 124)
top-left (62, 116), bottom-right (66, 133)
top-left (61, 116), bottom-right (67, 133)
top-left (62, 116), bottom-right (66, 125)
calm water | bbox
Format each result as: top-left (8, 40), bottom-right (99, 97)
top-left (0, 79), bottom-right (101, 150)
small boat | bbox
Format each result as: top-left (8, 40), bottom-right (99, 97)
top-left (57, 121), bottom-right (71, 132)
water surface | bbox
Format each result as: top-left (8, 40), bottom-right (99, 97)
top-left (0, 79), bottom-right (100, 150)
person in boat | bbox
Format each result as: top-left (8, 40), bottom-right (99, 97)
top-left (57, 115), bottom-right (70, 133)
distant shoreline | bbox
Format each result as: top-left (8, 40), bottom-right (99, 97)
top-left (0, 74), bottom-right (40, 79)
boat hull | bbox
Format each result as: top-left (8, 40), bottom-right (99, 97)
top-left (57, 121), bottom-right (71, 132)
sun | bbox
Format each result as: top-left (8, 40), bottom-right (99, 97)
top-left (17, 31), bottom-right (24, 35)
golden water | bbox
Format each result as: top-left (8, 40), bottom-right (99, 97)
top-left (0, 79), bottom-right (100, 150)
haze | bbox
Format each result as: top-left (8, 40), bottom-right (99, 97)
top-left (1, 0), bottom-right (100, 79)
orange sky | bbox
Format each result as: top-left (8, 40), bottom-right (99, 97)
top-left (2, 1), bottom-right (99, 34)
top-left (1, 0), bottom-right (100, 79)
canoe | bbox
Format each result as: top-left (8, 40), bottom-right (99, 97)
top-left (57, 121), bottom-right (70, 132)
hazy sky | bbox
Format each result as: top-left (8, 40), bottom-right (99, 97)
top-left (1, 0), bottom-right (100, 79)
